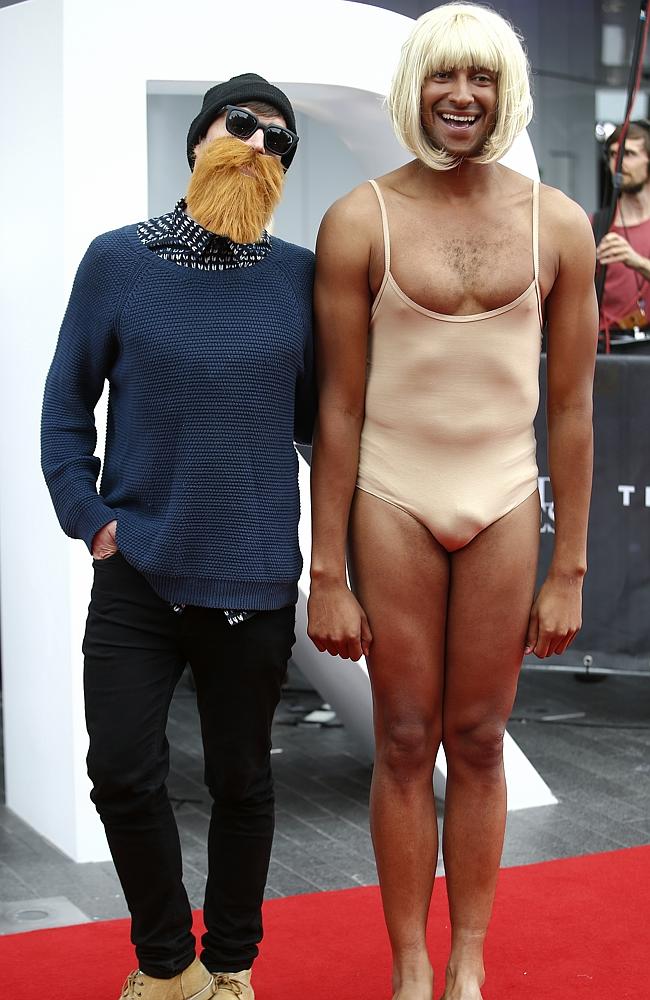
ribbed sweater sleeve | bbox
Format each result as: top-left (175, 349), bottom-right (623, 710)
top-left (41, 232), bottom-right (143, 550)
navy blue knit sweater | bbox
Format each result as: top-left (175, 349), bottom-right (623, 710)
top-left (41, 225), bottom-right (315, 609)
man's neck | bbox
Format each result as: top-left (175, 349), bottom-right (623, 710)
top-left (413, 157), bottom-right (502, 201)
top-left (616, 183), bottom-right (650, 225)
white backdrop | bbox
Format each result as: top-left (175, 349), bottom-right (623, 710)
top-left (0, 0), bottom-right (418, 862)
top-left (0, 0), bottom-right (551, 863)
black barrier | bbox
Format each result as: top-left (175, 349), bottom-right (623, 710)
top-left (532, 355), bottom-right (650, 671)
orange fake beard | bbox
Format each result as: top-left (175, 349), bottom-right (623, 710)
top-left (186, 135), bottom-right (284, 244)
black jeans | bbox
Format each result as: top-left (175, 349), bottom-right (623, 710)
top-left (82, 553), bottom-right (295, 978)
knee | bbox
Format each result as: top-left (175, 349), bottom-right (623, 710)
top-left (376, 717), bottom-right (441, 781)
top-left (442, 719), bottom-right (506, 775)
top-left (206, 758), bottom-right (273, 808)
top-left (87, 747), bottom-right (167, 819)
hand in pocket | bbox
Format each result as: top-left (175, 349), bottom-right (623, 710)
top-left (92, 520), bottom-right (118, 560)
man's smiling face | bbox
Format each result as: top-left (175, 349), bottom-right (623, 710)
top-left (420, 67), bottom-right (498, 159)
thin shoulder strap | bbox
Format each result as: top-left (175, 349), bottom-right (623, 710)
top-left (368, 179), bottom-right (391, 277)
top-left (532, 180), bottom-right (543, 329)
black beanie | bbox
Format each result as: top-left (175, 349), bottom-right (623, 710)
top-left (187, 73), bottom-right (298, 171)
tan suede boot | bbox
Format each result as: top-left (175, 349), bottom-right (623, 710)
top-left (119, 958), bottom-right (216, 999)
top-left (212, 969), bottom-right (254, 1000)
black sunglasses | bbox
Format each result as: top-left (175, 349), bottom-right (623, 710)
top-left (223, 105), bottom-right (298, 158)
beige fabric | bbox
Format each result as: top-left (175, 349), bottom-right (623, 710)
top-left (119, 958), bottom-right (216, 1000)
top-left (357, 179), bottom-right (543, 552)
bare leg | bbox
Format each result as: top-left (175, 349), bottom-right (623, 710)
top-left (349, 489), bottom-right (449, 1000)
top-left (440, 493), bottom-right (540, 1000)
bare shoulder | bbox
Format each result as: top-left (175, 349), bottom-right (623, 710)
top-left (318, 181), bottom-right (379, 241)
top-left (497, 163), bottom-right (538, 195)
top-left (540, 183), bottom-right (595, 250)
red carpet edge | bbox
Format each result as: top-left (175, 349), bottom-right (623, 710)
top-left (1, 846), bottom-right (647, 999)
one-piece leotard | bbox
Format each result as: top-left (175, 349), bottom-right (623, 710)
top-left (356, 178), bottom-right (543, 553)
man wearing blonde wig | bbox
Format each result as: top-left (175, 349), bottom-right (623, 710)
top-left (309, 5), bottom-right (597, 999)
top-left (42, 73), bottom-right (313, 1000)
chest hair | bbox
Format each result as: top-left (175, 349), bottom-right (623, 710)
top-left (397, 224), bottom-right (532, 302)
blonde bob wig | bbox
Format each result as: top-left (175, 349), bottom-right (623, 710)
top-left (387, 2), bottom-right (533, 170)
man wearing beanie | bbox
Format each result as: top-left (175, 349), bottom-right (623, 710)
top-left (41, 74), bottom-right (313, 1000)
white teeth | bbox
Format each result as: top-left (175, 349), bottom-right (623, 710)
top-left (441, 113), bottom-right (477, 122)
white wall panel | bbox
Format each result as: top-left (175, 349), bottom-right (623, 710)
top-left (0, 0), bottom-right (415, 861)
top-left (0, 0), bottom-right (552, 862)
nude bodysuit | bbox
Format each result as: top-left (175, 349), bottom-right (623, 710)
top-left (356, 179), bottom-right (543, 553)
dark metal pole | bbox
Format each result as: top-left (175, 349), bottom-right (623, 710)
top-left (595, 0), bottom-right (650, 311)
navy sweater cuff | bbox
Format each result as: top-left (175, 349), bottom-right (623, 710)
top-left (73, 499), bottom-right (117, 552)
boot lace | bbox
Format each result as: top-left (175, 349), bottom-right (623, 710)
top-left (121, 970), bottom-right (145, 998)
top-left (214, 974), bottom-right (245, 996)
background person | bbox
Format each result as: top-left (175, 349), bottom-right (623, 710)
top-left (41, 73), bottom-right (313, 1000)
top-left (596, 121), bottom-right (650, 333)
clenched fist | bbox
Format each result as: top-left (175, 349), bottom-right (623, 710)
top-left (307, 579), bottom-right (373, 661)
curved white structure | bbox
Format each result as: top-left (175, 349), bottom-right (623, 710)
top-left (289, 80), bottom-right (555, 813)
top-left (295, 454), bottom-right (556, 811)
top-left (0, 0), bottom-right (552, 864)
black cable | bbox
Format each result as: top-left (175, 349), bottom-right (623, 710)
top-left (596, 0), bottom-right (650, 310)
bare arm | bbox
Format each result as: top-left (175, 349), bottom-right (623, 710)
top-left (525, 194), bottom-right (598, 658)
top-left (308, 190), bottom-right (375, 660)
top-left (596, 231), bottom-right (650, 280)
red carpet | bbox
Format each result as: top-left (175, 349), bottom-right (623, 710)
top-left (1, 847), bottom-right (647, 999)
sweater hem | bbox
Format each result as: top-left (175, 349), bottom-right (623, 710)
top-left (72, 499), bottom-right (118, 552)
top-left (141, 572), bottom-right (298, 610)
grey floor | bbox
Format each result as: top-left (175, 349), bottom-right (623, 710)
top-left (1, 664), bottom-right (649, 933)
